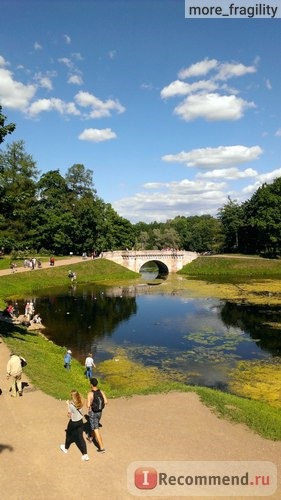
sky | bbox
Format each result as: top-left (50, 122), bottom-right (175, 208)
top-left (1, 0), bottom-right (281, 223)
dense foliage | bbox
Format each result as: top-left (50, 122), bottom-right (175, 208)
top-left (0, 108), bottom-right (280, 256)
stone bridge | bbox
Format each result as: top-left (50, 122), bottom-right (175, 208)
top-left (101, 250), bottom-right (198, 274)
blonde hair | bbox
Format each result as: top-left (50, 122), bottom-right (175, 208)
top-left (71, 390), bottom-right (84, 409)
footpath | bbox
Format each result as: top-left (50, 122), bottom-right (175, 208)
top-left (0, 259), bottom-right (280, 499)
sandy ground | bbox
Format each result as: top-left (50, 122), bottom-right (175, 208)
top-left (0, 258), bottom-right (281, 499)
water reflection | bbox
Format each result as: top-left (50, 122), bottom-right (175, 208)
top-left (18, 283), bottom-right (281, 390)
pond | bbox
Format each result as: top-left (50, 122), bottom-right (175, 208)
top-left (18, 277), bottom-right (281, 391)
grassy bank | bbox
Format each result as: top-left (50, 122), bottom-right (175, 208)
top-left (179, 255), bottom-right (281, 280)
top-left (0, 258), bottom-right (138, 309)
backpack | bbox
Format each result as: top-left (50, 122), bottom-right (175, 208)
top-left (91, 389), bottom-right (105, 412)
top-left (20, 356), bottom-right (27, 368)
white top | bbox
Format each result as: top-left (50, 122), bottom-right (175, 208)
top-left (85, 356), bottom-right (95, 368)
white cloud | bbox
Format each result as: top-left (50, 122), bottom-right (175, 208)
top-left (0, 66), bottom-right (36, 111)
top-left (161, 58), bottom-right (257, 123)
top-left (72, 52), bottom-right (83, 61)
top-left (162, 145), bottom-right (262, 167)
top-left (0, 55), bottom-right (8, 67)
top-left (161, 79), bottom-right (217, 99)
top-left (113, 178), bottom-right (228, 223)
top-left (275, 128), bottom-right (281, 137)
top-left (174, 93), bottom-right (255, 121)
top-left (214, 62), bottom-right (256, 81)
top-left (197, 167), bottom-right (258, 180)
top-left (64, 34), bottom-right (71, 44)
top-left (178, 59), bottom-right (218, 79)
top-left (58, 57), bottom-right (73, 68)
top-left (266, 79), bottom-right (272, 90)
top-left (75, 90), bottom-right (125, 118)
top-left (78, 128), bottom-right (117, 142)
top-left (34, 73), bottom-right (53, 90)
top-left (68, 74), bottom-right (83, 85)
top-left (28, 98), bottom-right (80, 117)
top-left (243, 168), bottom-right (281, 195)
top-left (34, 41), bottom-right (42, 50)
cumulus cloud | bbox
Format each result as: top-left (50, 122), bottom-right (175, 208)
top-left (160, 79), bottom-right (217, 99)
top-left (34, 72), bottom-right (53, 90)
top-left (78, 128), bottom-right (117, 142)
top-left (197, 167), bottom-right (258, 180)
top-left (242, 168), bottom-right (281, 195)
top-left (68, 74), bottom-right (83, 85)
top-left (58, 57), bottom-right (73, 68)
top-left (161, 58), bottom-right (257, 122)
top-left (0, 66), bottom-right (36, 111)
top-left (178, 59), bottom-right (218, 79)
top-left (75, 90), bottom-right (125, 118)
top-left (174, 93), bottom-right (255, 121)
top-left (113, 178), bottom-right (228, 223)
top-left (28, 98), bottom-right (80, 117)
top-left (214, 62), bottom-right (256, 81)
top-left (162, 145), bottom-right (262, 168)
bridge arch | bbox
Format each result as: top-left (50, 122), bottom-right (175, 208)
top-left (139, 259), bottom-right (169, 277)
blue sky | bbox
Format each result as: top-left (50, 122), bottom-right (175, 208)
top-left (1, 0), bottom-right (281, 223)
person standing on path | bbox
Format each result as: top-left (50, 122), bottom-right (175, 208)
top-left (60, 390), bottom-right (89, 461)
top-left (6, 353), bottom-right (23, 397)
top-left (87, 377), bottom-right (107, 453)
top-left (64, 349), bottom-right (72, 370)
top-left (84, 353), bottom-right (96, 379)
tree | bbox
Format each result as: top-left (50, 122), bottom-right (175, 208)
top-left (242, 178), bottom-right (281, 256)
top-left (0, 106), bottom-right (16, 144)
top-left (65, 164), bottom-right (96, 198)
top-left (0, 141), bottom-right (38, 249)
top-left (218, 197), bottom-right (244, 252)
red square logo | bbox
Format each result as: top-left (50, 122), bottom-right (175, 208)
top-left (135, 467), bottom-right (158, 489)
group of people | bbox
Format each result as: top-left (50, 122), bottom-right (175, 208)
top-left (6, 348), bottom-right (107, 461)
top-left (60, 378), bottom-right (107, 461)
top-left (64, 350), bottom-right (96, 380)
top-left (62, 348), bottom-right (107, 460)
top-left (23, 258), bottom-right (42, 269)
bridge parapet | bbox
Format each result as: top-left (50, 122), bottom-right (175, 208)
top-left (101, 250), bottom-right (198, 273)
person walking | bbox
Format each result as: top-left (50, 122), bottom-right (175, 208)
top-left (84, 353), bottom-right (96, 379)
top-left (64, 350), bottom-right (72, 370)
top-left (60, 390), bottom-right (89, 461)
top-left (87, 378), bottom-right (107, 453)
top-left (6, 353), bottom-right (24, 397)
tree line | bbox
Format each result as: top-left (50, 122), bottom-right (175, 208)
top-left (0, 106), bottom-right (280, 257)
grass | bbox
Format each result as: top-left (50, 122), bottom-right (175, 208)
top-left (1, 254), bottom-right (281, 441)
top-left (179, 256), bottom-right (281, 280)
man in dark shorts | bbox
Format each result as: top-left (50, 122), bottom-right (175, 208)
top-left (87, 378), bottom-right (107, 453)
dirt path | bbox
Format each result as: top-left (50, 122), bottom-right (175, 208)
top-left (0, 339), bottom-right (280, 500)
top-left (0, 256), bottom-right (88, 277)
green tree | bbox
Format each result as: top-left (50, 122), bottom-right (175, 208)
top-left (0, 140), bottom-right (38, 250)
top-left (242, 178), bottom-right (281, 257)
top-left (65, 163), bottom-right (95, 198)
top-left (0, 106), bottom-right (16, 144)
top-left (218, 197), bottom-right (244, 252)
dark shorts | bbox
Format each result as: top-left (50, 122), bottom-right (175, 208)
top-left (88, 410), bottom-right (102, 430)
